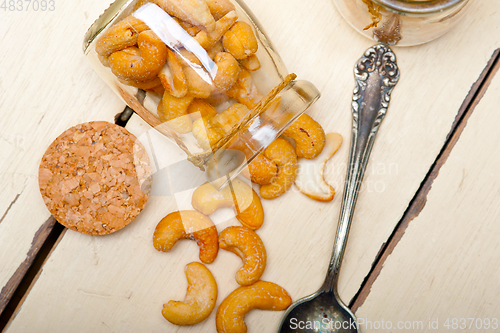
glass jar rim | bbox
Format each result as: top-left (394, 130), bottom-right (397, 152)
top-left (372, 0), bottom-right (466, 14)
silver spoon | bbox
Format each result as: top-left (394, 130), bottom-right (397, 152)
top-left (278, 44), bottom-right (400, 333)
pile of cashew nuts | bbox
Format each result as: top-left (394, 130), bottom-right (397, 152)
top-left (96, 0), bottom-right (263, 139)
top-left (153, 181), bottom-right (292, 332)
top-left (152, 125), bottom-right (342, 332)
top-left (96, 0), bottom-right (344, 331)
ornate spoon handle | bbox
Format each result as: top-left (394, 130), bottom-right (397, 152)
top-left (322, 44), bottom-right (400, 293)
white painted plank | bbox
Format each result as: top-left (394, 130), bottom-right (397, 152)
top-left (5, 0), bottom-right (500, 332)
top-left (0, 1), bottom-right (126, 296)
top-left (355, 64), bottom-right (500, 332)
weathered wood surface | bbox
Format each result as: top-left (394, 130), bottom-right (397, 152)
top-left (3, 0), bottom-right (500, 331)
top-left (355, 55), bottom-right (500, 333)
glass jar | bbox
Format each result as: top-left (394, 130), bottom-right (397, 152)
top-left (83, 0), bottom-right (320, 174)
top-left (332, 0), bottom-right (472, 46)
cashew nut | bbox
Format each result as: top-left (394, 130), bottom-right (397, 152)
top-left (247, 154), bottom-right (278, 185)
top-left (95, 16), bottom-right (150, 57)
top-left (207, 40), bottom-right (225, 60)
top-left (213, 52), bottom-right (241, 91)
top-left (260, 138), bottom-right (298, 200)
top-left (212, 103), bottom-right (248, 133)
top-left (157, 92), bottom-right (194, 133)
top-left (226, 69), bottom-right (261, 109)
top-left (194, 11), bottom-right (238, 50)
top-left (162, 262), bottom-right (217, 326)
top-left (184, 66), bottom-right (214, 98)
top-left (222, 21), bottom-right (258, 60)
top-left (295, 133), bottom-right (343, 202)
top-left (109, 30), bottom-right (167, 82)
top-left (219, 226), bottom-right (266, 285)
top-left (283, 114), bottom-right (326, 159)
top-left (153, 210), bottom-right (218, 264)
top-left (216, 281), bottom-right (292, 333)
top-left (174, 17), bottom-right (202, 37)
top-left (191, 178), bottom-right (264, 230)
top-left (239, 54), bottom-right (260, 71)
top-left (205, 0), bottom-right (235, 20)
top-left (159, 49), bottom-right (188, 98)
top-left (192, 103), bottom-right (250, 151)
top-left (151, 0), bottom-right (216, 32)
top-left (119, 77), bottom-right (163, 91)
top-left (187, 99), bottom-right (218, 120)
top-left (192, 116), bottom-right (225, 150)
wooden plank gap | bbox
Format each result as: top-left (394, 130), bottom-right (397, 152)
top-left (0, 216), bottom-right (58, 326)
top-left (115, 106), bottom-right (135, 127)
top-left (1, 228), bottom-right (67, 333)
top-left (349, 48), bottom-right (500, 313)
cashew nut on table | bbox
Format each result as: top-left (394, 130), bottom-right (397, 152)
top-left (216, 281), bottom-right (292, 333)
top-left (162, 262), bottom-right (217, 326)
top-left (259, 138), bottom-right (298, 200)
top-left (295, 132), bottom-right (343, 202)
top-left (153, 210), bottom-right (218, 264)
top-left (219, 226), bottom-right (267, 285)
top-left (191, 178), bottom-right (264, 230)
top-left (283, 114), bottom-right (326, 159)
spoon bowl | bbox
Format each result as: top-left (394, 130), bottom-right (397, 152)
top-left (280, 290), bottom-right (358, 332)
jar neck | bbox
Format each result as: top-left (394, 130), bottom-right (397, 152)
top-left (372, 0), bottom-right (466, 14)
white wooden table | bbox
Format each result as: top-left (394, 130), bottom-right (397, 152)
top-left (1, 0), bottom-right (499, 332)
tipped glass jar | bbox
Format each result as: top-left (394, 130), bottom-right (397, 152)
top-left (332, 0), bottom-right (472, 46)
top-left (84, 0), bottom-right (319, 173)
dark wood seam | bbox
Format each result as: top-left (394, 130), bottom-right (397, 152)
top-left (0, 216), bottom-right (56, 316)
top-left (349, 48), bottom-right (500, 313)
top-left (2, 229), bottom-right (67, 333)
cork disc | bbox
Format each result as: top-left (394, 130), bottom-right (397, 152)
top-left (39, 121), bottom-right (152, 235)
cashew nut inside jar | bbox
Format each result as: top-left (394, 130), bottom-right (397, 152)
top-left (332, 0), bottom-right (473, 46)
top-left (84, 0), bottom-right (320, 170)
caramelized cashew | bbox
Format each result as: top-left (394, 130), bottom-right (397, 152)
top-left (247, 154), bottom-right (278, 185)
top-left (239, 54), bottom-right (260, 71)
top-left (216, 281), bottom-right (292, 333)
top-left (219, 226), bottom-right (266, 285)
top-left (159, 49), bottom-right (188, 98)
top-left (222, 21), bottom-right (258, 60)
top-left (95, 16), bottom-right (150, 57)
top-left (192, 116), bottom-right (225, 150)
top-left (162, 262), bottom-right (217, 326)
top-left (213, 52), bottom-right (241, 91)
top-left (207, 40), bottom-right (225, 60)
top-left (192, 103), bottom-right (249, 150)
top-left (184, 66), bottom-right (214, 98)
top-left (260, 138), bottom-right (298, 200)
top-left (187, 99), bottom-right (218, 120)
top-left (212, 103), bottom-right (248, 133)
top-left (226, 69), bottom-right (261, 109)
top-left (109, 30), bottom-right (167, 82)
top-left (191, 178), bottom-right (264, 230)
top-left (153, 210), bottom-right (218, 264)
top-left (194, 11), bottom-right (238, 50)
top-left (151, 0), bottom-right (216, 32)
top-left (205, 0), bottom-right (235, 20)
top-left (283, 114), bottom-right (326, 159)
top-left (119, 77), bottom-right (163, 91)
top-left (157, 93), bottom-right (194, 133)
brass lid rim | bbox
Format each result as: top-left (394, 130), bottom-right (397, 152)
top-left (372, 0), bottom-right (466, 14)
